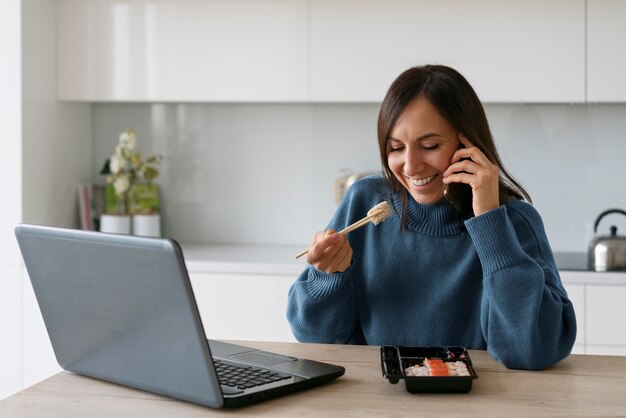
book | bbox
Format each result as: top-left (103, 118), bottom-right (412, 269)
top-left (77, 183), bottom-right (106, 231)
top-left (77, 183), bottom-right (92, 230)
top-left (91, 184), bottom-right (105, 231)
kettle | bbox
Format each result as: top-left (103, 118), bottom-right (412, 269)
top-left (588, 208), bottom-right (626, 271)
top-left (334, 170), bottom-right (379, 203)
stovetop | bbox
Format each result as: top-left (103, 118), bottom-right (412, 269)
top-left (554, 252), bottom-right (588, 271)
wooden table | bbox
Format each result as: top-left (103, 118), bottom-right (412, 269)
top-left (1, 341), bottom-right (625, 417)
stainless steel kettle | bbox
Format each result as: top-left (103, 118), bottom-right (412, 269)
top-left (588, 208), bottom-right (626, 271)
top-left (334, 170), bottom-right (379, 203)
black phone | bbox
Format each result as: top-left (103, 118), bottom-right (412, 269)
top-left (444, 182), bottom-right (474, 219)
top-left (444, 144), bottom-right (474, 219)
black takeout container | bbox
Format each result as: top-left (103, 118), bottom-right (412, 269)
top-left (381, 346), bottom-right (478, 393)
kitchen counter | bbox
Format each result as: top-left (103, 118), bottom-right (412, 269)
top-left (554, 251), bottom-right (626, 285)
top-left (181, 243), bottom-right (305, 275)
top-left (180, 244), bottom-right (626, 284)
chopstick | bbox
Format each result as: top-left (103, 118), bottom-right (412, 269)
top-left (294, 202), bottom-right (390, 259)
top-left (294, 216), bottom-right (369, 259)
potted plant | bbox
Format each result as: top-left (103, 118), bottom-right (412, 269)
top-left (99, 129), bottom-right (163, 235)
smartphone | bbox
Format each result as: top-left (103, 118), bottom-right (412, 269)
top-left (444, 143), bottom-right (474, 219)
top-left (444, 182), bottom-right (474, 219)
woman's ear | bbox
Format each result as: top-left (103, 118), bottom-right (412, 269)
top-left (457, 132), bottom-right (471, 148)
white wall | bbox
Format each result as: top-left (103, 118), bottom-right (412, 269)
top-left (0, 0), bottom-right (24, 402)
top-left (92, 103), bottom-right (381, 245)
top-left (92, 103), bottom-right (626, 252)
top-left (485, 104), bottom-right (626, 252)
top-left (22, 0), bottom-right (93, 227)
top-left (0, 0), bottom-right (94, 401)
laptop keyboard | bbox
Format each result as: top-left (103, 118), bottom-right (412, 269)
top-left (214, 359), bottom-right (292, 391)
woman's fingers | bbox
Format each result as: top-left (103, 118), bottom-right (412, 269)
top-left (451, 133), bottom-right (492, 167)
top-left (443, 132), bottom-right (500, 216)
top-left (322, 234), bottom-right (352, 272)
top-left (306, 230), bottom-right (336, 262)
top-left (306, 229), bottom-right (352, 273)
top-left (444, 158), bottom-right (479, 176)
top-left (335, 242), bottom-right (353, 271)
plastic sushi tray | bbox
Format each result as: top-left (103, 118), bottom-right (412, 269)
top-left (380, 345), bottom-right (478, 393)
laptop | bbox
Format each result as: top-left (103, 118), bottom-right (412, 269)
top-left (15, 224), bottom-right (344, 408)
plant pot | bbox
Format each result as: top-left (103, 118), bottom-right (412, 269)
top-left (132, 213), bottom-right (161, 237)
top-left (100, 214), bottom-right (131, 234)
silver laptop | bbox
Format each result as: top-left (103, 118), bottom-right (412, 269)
top-left (15, 224), bottom-right (344, 408)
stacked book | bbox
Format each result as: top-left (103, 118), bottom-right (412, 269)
top-left (77, 183), bottom-right (106, 231)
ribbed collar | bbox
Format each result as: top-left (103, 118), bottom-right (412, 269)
top-left (391, 193), bottom-right (465, 237)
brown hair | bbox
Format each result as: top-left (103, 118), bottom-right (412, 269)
top-left (377, 64), bottom-right (531, 224)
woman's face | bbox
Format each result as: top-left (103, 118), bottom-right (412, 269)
top-left (387, 97), bottom-right (460, 204)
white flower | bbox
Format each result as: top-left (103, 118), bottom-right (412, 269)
top-left (119, 129), bottom-right (136, 150)
top-left (109, 154), bottom-right (125, 174)
top-left (102, 129), bottom-right (162, 211)
top-left (113, 175), bottom-right (130, 196)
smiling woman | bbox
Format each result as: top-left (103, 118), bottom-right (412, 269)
top-left (287, 64), bottom-right (577, 371)
top-left (378, 65), bottom-right (530, 223)
top-left (386, 97), bottom-right (461, 205)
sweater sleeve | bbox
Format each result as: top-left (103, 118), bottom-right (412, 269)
top-left (464, 202), bottom-right (577, 370)
top-left (286, 264), bottom-right (362, 344)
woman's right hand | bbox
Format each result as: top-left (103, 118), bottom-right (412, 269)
top-left (306, 229), bottom-right (353, 274)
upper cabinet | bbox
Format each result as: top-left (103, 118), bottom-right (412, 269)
top-left (587, 0), bottom-right (626, 102)
top-left (57, 0), bottom-right (309, 102)
top-left (310, 0), bottom-right (585, 103)
top-left (58, 0), bottom-right (626, 103)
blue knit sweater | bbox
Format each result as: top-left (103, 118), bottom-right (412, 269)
top-left (287, 176), bottom-right (577, 370)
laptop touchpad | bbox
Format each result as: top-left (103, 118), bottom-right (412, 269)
top-left (230, 351), bottom-right (296, 366)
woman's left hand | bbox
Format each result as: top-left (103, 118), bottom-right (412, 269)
top-left (442, 133), bottom-right (500, 217)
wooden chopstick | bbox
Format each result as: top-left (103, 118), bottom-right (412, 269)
top-left (338, 216), bottom-right (372, 234)
top-left (294, 213), bottom-right (376, 259)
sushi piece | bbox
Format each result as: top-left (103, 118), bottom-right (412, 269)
top-left (424, 358), bottom-right (449, 376)
top-left (404, 358), bottom-right (471, 377)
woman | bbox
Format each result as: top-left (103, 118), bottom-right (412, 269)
top-left (286, 65), bottom-right (576, 370)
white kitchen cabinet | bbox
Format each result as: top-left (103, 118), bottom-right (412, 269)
top-left (563, 283), bottom-right (585, 354)
top-left (587, 0), bottom-right (626, 102)
top-left (0, 267), bottom-right (22, 400)
top-left (188, 272), bottom-right (297, 342)
top-left (560, 270), bottom-right (626, 356)
top-left (586, 285), bottom-right (626, 350)
top-left (21, 270), bottom-right (61, 389)
top-left (310, 0), bottom-right (585, 103)
top-left (58, 0), bottom-right (589, 104)
top-left (57, 0), bottom-right (309, 102)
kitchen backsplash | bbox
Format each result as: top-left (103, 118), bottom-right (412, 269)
top-left (93, 103), bottom-right (626, 251)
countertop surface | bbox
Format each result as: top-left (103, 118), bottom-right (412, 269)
top-left (180, 243), bottom-right (626, 284)
top-left (2, 341), bottom-right (625, 417)
top-left (180, 242), bottom-right (305, 275)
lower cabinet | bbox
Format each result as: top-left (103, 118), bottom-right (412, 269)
top-left (21, 270), bottom-right (61, 390)
top-left (0, 267), bottom-right (22, 400)
top-left (562, 275), bottom-right (626, 356)
top-left (563, 283), bottom-right (585, 355)
top-left (0, 268), bottom-right (60, 401)
top-left (188, 272), bottom-right (297, 342)
top-left (586, 285), bottom-right (626, 355)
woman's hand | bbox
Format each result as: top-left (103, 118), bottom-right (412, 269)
top-left (442, 133), bottom-right (500, 217)
top-left (306, 229), bottom-right (353, 274)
